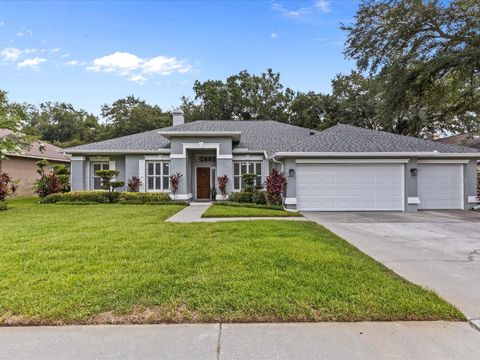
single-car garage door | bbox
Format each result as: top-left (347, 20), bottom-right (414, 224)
top-left (296, 163), bottom-right (404, 211)
top-left (418, 164), bottom-right (463, 210)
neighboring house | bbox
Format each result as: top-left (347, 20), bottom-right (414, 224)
top-left (436, 133), bottom-right (480, 150)
top-left (66, 110), bottom-right (480, 212)
top-left (0, 129), bottom-right (71, 196)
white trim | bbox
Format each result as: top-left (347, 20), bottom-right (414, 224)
top-left (468, 196), bottom-right (479, 204)
top-left (145, 160), bottom-right (170, 192)
top-left (144, 154), bottom-right (170, 161)
top-left (89, 156), bottom-right (110, 162)
top-left (108, 160), bottom-right (116, 171)
top-left (138, 159), bottom-right (146, 192)
top-left (417, 159), bottom-right (470, 164)
top-left (408, 197), bottom-right (421, 205)
top-left (284, 198), bottom-right (297, 205)
top-left (67, 150), bottom-right (170, 154)
top-left (218, 154), bottom-right (233, 159)
top-left (85, 160), bottom-right (90, 190)
top-left (275, 152), bottom-right (480, 158)
top-left (71, 156), bottom-right (85, 161)
top-left (232, 149), bottom-right (265, 154)
top-left (233, 160), bottom-right (263, 191)
top-left (90, 161), bottom-right (110, 190)
top-left (215, 194), bottom-right (229, 201)
top-left (295, 159), bottom-right (409, 164)
top-left (232, 155), bottom-right (265, 161)
top-left (172, 193), bottom-right (192, 200)
top-left (158, 131), bottom-right (241, 141)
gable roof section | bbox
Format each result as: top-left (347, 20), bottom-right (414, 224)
top-left (436, 133), bottom-right (480, 149)
top-left (0, 129), bottom-right (70, 162)
top-left (66, 120), bottom-right (319, 157)
top-left (283, 124), bottom-right (480, 154)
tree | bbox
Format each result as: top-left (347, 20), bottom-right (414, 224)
top-left (289, 92), bottom-right (333, 130)
top-left (0, 90), bottom-right (31, 159)
top-left (181, 69), bottom-right (295, 122)
top-left (22, 102), bottom-right (103, 148)
top-left (95, 170), bottom-right (124, 193)
top-left (342, 0), bottom-right (480, 135)
top-left (0, 172), bottom-right (18, 210)
top-left (101, 96), bottom-right (171, 138)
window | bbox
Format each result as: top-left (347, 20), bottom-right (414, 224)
top-left (146, 161), bottom-right (170, 191)
top-left (92, 162), bottom-right (109, 190)
top-left (233, 161), bottom-right (262, 190)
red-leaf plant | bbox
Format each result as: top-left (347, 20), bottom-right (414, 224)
top-left (0, 172), bottom-right (18, 205)
top-left (217, 175), bottom-right (229, 199)
top-left (169, 172), bottom-right (183, 199)
top-left (127, 176), bottom-right (142, 192)
top-left (265, 168), bottom-right (287, 205)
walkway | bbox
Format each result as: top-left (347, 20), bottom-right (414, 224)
top-left (1, 322), bottom-right (479, 360)
top-left (165, 203), bottom-right (306, 223)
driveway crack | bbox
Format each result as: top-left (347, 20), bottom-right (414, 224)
top-left (216, 322), bottom-right (222, 360)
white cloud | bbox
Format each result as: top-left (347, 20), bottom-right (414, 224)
top-left (1, 47), bottom-right (22, 61)
top-left (64, 60), bottom-right (84, 66)
top-left (0, 21), bottom-right (4, 27)
top-left (16, 29), bottom-right (33, 37)
top-left (271, 32), bottom-right (278, 38)
top-left (314, 0), bottom-right (330, 13)
top-left (51, 48), bottom-right (62, 53)
top-left (17, 57), bottom-right (46, 69)
top-left (272, 2), bottom-right (309, 17)
top-left (88, 51), bottom-right (191, 81)
top-left (129, 74), bottom-right (147, 83)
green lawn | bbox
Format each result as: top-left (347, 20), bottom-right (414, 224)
top-left (0, 198), bottom-right (463, 325)
top-left (202, 204), bottom-right (302, 218)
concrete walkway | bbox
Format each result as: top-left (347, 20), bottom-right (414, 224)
top-left (165, 203), bottom-right (306, 223)
top-left (0, 322), bottom-right (479, 360)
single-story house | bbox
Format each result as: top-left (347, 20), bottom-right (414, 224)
top-left (0, 129), bottom-right (71, 196)
top-left (65, 110), bottom-right (480, 212)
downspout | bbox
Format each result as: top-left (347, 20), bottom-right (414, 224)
top-left (272, 155), bottom-right (298, 213)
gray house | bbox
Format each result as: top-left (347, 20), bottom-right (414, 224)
top-left (66, 110), bottom-right (479, 212)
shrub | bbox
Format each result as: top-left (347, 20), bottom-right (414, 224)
top-left (0, 172), bottom-right (18, 210)
top-left (217, 175), bottom-right (229, 199)
top-left (169, 172), bottom-right (183, 199)
top-left (40, 191), bottom-right (120, 204)
top-left (119, 192), bottom-right (171, 203)
top-left (95, 170), bottom-right (124, 192)
top-left (34, 160), bottom-right (67, 198)
top-left (127, 176), bottom-right (142, 192)
top-left (242, 173), bottom-right (256, 191)
top-left (265, 168), bottom-right (287, 205)
top-left (56, 201), bottom-right (100, 205)
top-left (214, 201), bottom-right (284, 211)
top-left (229, 189), bottom-right (267, 205)
top-left (251, 190), bottom-right (267, 205)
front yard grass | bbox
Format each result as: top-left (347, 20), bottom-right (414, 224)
top-left (0, 197), bottom-right (464, 325)
top-left (202, 203), bottom-right (302, 218)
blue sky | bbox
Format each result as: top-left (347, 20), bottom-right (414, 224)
top-left (0, 0), bottom-right (357, 116)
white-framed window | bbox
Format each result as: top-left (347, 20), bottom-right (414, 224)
top-left (146, 161), bottom-right (170, 191)
top-left (233, 161), bottom-right (262, 190)
top-left (92, 162), bottom-right (109, 190)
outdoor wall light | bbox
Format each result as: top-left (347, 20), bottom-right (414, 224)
top-left (410, 168), bottom-right (418, 177)
top-left (288, 169), bottom-right (295, 177)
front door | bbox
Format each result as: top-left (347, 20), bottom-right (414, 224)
top-left (196, 167), bottom-right (210, 200)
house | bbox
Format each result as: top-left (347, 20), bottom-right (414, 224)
top-left (436, 133), bottom-right (480, 150)
top-left (0, 129), bottom-right (71, 196)
top-left (65, 110), bottom-right (480, 212)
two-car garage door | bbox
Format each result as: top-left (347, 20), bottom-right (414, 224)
top-left (296, 162), bottom-right (465, 211)
top-left (296, 163), bottom-right (405, 211)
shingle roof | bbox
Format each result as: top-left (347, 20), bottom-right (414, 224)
top-left (0, 129), bottom-right (70, 162)
top-left (286, 124), bottom-right (480, 153)
top-left (436, 133), bottom-right (480, 150)
top-left (66, 120), bottom-right (319, 156)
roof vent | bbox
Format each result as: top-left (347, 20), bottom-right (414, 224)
top-left (309, 131), bottom-right (315, 135)
top-left (172, 108), bottom-right (184, 126)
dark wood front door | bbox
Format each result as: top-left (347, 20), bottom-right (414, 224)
top-left (196, 167), bottom-right (210, 200)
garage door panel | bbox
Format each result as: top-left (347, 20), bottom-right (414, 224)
top-left (418, 164), bottom-right (463, 210)
top-left (296, 163), bottom-right (404, 211)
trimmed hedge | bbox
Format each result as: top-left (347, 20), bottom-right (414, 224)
top-left (0, 200), bottom-right (7, 211)
top-left (41, 191), bottom-right (120, 204)
top-left (56, 201), bottom-right (100, 205)
top-left (229, 190), bottom-right (268, 205)
top-left (214, 201), bottom-right (284, 211)
top-left (119, 192), bottom-right (171, 203)
top-left (119, 200), bottom-right (189, 206)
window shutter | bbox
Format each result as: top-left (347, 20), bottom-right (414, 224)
top-left (139, 159), bottom-right (146, 192)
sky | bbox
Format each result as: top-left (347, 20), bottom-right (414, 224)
top-left (0, 0), bottom-right (358, 116)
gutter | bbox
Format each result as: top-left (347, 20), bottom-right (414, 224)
top-left (273, 151), bottom-right (480, 159)
top-left (65, 149), bottom-right (171, 155)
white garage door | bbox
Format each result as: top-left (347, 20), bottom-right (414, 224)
top-left (418, 164), bottom-right (463, 210)
top-left (296, 163), bottom-right (405, 211)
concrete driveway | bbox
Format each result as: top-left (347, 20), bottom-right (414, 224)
top-left (303, 210), bottom-right (480, 321)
